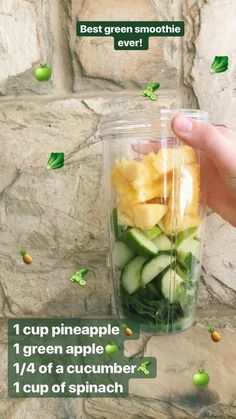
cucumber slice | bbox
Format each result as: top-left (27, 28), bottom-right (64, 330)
top-left (176, 264), bottom-right (188, 281)
top-left (142, 225), bottom-right (162, 240)
top-left (176, 227), bottom-right (197, 247)
top-left (112, 208), bottom-right (128, 241)
top-left (177, 237), bottom-right (200, 255)
top-left (146, 264), bottom-right (171, 296)
top-left (153, 234), bottom-right (173, 251)
top-left (124, 228), bottom-right (158, 257)
top-left (113, 241), bottom-right (135, 270)
top-left (146, 282), bottom-right (160, 298)
top-left (160, 269), bottom-right (183, 303)
top-left (180, 253), bottom-right (198, 272)
top-left (112, 208), bottom-right (122, 240)
top-left (121, 256), bottom-right (146, 295)
top-left (141, 254), bottom-right (172, 286)
top-left (177, 258), bottom-right (199, 283)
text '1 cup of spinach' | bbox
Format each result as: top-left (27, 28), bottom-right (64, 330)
top-left (99, 109), bottom-right (208, 334)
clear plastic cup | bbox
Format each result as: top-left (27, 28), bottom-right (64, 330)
top-left (99, 109), bottom-right (208, 333)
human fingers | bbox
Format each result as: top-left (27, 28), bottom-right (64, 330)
top-left (171, 115), bottom-right (236, 176)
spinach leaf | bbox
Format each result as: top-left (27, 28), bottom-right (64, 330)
top-left (47, 152), bottom-right (64, 170)
top-left (211, 56), bottom-right (228, 73)
top-left (121, 286), bottom-right (183, 325)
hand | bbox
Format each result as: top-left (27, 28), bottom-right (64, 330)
top-left (171, 115), bottom-right (236, 227)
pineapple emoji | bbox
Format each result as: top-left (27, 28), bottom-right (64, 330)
top-left (19, 249), bottom-right (32, 265)
top-left (208, 326), bottom-right (221, 342)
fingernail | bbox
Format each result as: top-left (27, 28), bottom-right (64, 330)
top-left (173, 115), bottom-right (193, 133)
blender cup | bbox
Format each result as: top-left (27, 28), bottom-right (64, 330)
top-left (100, 109), bottom-right (208, 333)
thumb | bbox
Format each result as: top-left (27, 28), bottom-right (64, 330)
top-left (171, 114), bottom-right (236, 175)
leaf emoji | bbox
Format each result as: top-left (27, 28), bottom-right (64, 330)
top-left (47, 152), bottom-right (64, 170)
top-left (211, 56), bottom-right (228, 73)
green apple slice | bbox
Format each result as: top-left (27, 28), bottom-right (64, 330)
top-left (142, 225), bottom-right (162, 240)
top-left (176, 227), bottom-right (198, 247)
top-left (124, 228), bottom-right (158, 257)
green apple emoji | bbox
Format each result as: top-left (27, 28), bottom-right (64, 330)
top-left (34, 64), bottom-right (52, 81)
top-left (193, 369), bottom-right (210, 388)
top-left (105, 343), bottom-right (119, 356)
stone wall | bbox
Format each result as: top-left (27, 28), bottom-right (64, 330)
top-left (0, 0), bottom-right (235, 418)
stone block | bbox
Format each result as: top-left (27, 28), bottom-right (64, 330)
top-left (0, 0), bottom-right (53, 95)
top-left (67, 0), bottom-right (182, 91)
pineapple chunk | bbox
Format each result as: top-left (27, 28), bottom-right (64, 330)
top-left (160, 211), bottom-right (202, 235)
top-left (111, 149), bottom-right (198, 209)
top-left (115, 159), bottom-right (152, 190)
top-left (144, 153), bottom-right (172, 198)
top-left (117, 211), bottom-right (133, 227)
top-left (180, 164), bottom-right (200, 215)
top-left (160, 163), bottom-right (201, 234)
top-left (118, 203), bottom-right (168, 230)
top-left (170, 164), bottom-right (200, 216)
top-left (131, 204), bottom-right (168, 229)
top-left (146, 148), bottom-right (177, 175)
top-left (143, 153), bottom-right (162, 179)
top-left (152, 174), bottom-right (172, 198)
top-left (144, 146), bottom-right (197, 176)
top-left (180, 145), bottom-right (197, 165)
top-left (111, 165), bottom-right (138, 205)
top-left (111, 159), bottom-right (160, 204)
top-left (134, 184), bottom-right (162, 203)
top-left (111, 163), bottom-right (167, 204)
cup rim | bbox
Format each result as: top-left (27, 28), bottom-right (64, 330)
top-left (98, 108), bottom-right (208, 139)
top-left (101, 108), bottom-right (208, 123)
